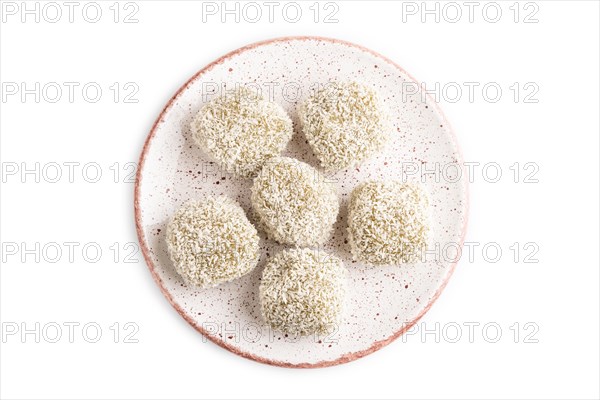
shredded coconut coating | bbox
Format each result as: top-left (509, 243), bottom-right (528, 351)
top-left (347, 181), bottom-right (430, 265)
top-left (299, 81), bottom-right (391, 172)
top-left (251, 156), bottom-right (339, 247)
top-left (166, 196), bottom-right (260, 288)
top-left (259, 248), bottom-right (348, 336)
top-left (191, 87), bottom-right (294, 178)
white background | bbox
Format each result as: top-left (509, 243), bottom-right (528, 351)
top-left (1, 1), bottom-right (599, 399)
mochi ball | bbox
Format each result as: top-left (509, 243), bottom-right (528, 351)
top-left (259, 248), bottom-right (348, 336)
top-left (191, 87), bottom-right (293, 178)
top-left (347, 180), bottom-right (430, 265)
top-left (251, 156), bottom-right (339, 247)
top-left (166, 196), bottom-right (260, 288)
top-left (299, 81), bottom-right (391, 171)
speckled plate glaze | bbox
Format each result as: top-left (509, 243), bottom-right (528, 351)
top-left (135, 36), bottom-right (469, 368)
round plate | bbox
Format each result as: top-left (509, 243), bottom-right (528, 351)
top-left (135, 36), bottom-right (468, 368)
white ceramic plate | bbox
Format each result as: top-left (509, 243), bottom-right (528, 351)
top-left (135, 36), bottom-right (469, 368)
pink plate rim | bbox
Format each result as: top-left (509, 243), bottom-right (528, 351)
top-left (134, 35), bottom-right (470, 368)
